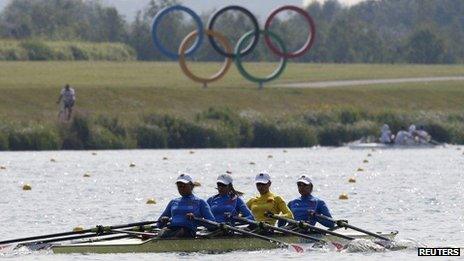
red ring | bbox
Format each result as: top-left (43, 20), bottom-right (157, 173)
top-left (264, 5), bottom-right (316, 59)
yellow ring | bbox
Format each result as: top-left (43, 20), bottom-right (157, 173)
top-left (179, 30), bottom-right (232, 85)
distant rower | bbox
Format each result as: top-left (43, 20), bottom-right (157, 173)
top-left (379, 124), bottom-right (394, 144)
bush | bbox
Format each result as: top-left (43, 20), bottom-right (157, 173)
top-left (317, 123), bottom-right (352, 146)
top-left (0, 130), bottom-right (9, 150)
top-left (87, 126), bottom-right (126, 149)
top-left (136, 124), bottom-right (168, 149)
top-left (20, 40), bottom-right (55, 60)
top-left (8, 125), bottom-right (60, 150)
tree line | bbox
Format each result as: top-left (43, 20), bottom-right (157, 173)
top-left (0, 0), bottom-right (463, 63)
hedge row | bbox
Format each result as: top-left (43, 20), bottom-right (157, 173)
top-left (0, 108), bottom-right (463, 150)
top-left (0, 39), bottom-right (136, 61)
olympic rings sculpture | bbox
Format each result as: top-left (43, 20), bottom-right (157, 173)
top-left (152, 5), bottom-right (316, 88)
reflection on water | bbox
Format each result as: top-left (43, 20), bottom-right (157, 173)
top-left (0, 146), bottom-right (463, 260)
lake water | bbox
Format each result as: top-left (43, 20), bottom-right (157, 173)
top-left (1, 146), bottom-right (463, 260)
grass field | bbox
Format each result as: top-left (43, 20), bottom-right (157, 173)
top-left (0, 61), bottom-right (463, 123)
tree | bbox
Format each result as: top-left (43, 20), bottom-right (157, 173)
top-left (405, 28), bottom-right (446, 64)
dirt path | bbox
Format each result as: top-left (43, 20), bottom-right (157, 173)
top-left (273, 76), bottom-right (464, 88)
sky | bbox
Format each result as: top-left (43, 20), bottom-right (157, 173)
top-left (0, 0), bottom-right (366, 21)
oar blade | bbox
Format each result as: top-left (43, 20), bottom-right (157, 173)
top-left (290, 244), bottom-right (304, 253)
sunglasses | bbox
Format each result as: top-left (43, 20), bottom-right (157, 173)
top-left (217, 183), bottom-right (228, 187)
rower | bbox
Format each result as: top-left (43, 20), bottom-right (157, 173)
top-left (416, 125), bottom-right (431, 144)
top-left (379, 124), bottom-right (394, 144)
top-left (246, 172), bottom-right (293, 226)
top-left (157, 173), bottom-right (215, 238)
top-left (207, 174), bottom-right (254, 224)
top-left (287, 175), bottom-right (335, 228)
top-left (395, 126), bottom-right (413, 145)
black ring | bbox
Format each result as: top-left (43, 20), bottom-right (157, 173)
top-left (207, 5), bottom-right (260, 58)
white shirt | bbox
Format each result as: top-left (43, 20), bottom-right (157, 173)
top-left (61, 88), bottom-right (75, 103)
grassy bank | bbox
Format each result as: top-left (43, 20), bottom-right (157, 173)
top-left (0, 40), bottom-right (136, 61)
top-left (0, 62), bottom-right (463, 149)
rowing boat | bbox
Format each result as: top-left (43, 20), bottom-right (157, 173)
top-left (52, 230), bottom-right (398, 254)
top-left (347, 142), bottom-right (437, 150)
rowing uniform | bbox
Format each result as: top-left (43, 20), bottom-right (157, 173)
top-left (395, 130), bottom-right (413, 145)
top-left (288, 195), bottom-right (335, 228)
top-left (207, 194), bottom-right (254, 223)
top-left (158, 194), bottom-right (215, 237)
top-left (246, 191), bottom-right (293, 225)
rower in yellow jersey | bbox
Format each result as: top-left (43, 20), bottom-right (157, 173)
top-left (246, 172), bottom-right (293, 225)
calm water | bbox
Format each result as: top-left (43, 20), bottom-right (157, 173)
top-left (0, 147), bottom-right (463, 260)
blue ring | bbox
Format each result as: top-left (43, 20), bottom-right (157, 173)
top-left (151, 5), bottom-right (204, 60)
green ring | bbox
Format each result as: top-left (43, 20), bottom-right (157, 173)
top-left (234, 30), bottom-right (287, 84)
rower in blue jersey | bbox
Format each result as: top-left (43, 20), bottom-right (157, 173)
top-left (207, 174), bottom-right (254, 224)
top-left (287, 175), bottom-right (335, 228)
top-left (157, 173), bottom-right (215, 238)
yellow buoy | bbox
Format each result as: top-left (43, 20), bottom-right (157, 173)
top-left (129, 163), bottom-right (136, 167)
top-left (146, 198), bottom-right (156, 205)
top-left (363, 159), bottom-right (369, 163)
top-left (0, 165), bottom-right (6, 170)
top-left (22, 184), bottom-right (32, 190)
top-left (249, 162), bottom-right (255, 165)
top-left (83, 173), bottom-right (91, 177)
top-left (348, 177), bottom-right (356, 183)
top-left (357, 168), bottom-right (364, 172)
top-left (73, 226), bottom-right (84, 232)
top-left (50, 158), bottom-right (56, 162)
top-left (339, 193), bottom-right (349, 200)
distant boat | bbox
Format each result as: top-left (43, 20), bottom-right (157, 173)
top-left (347, 140), bottom-right (440, 150)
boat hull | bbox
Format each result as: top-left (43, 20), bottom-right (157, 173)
top-left (52, 231), bottom-right (398, 254)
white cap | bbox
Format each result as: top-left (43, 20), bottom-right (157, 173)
top-left (297, 174), bottom-right (312, 185)
top-left (255, 172), bottom-right (271, 184)
top-left (217, 174), bottom-right (233, 185)
top-left (409, 125), bottom-right (416, 132)
top-left (176, 173), bottom-right (193, 184)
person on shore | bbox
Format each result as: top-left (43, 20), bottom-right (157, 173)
top-left (157, 173), bottom-right (215, 238)
top-left (287, 175), bottom-right (335, 228)
top-left (379, 124), bottom-right (394, 144)
top-left (246, 172), bottom-right (293, 226)
top-left (57, 84), bottom-right (76, 121)
top-left (207, 174), bottom-right (254, 224)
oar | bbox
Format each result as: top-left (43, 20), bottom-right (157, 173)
top-left (266, 212), bottom-right (354, 240)
top-left (0, 221), bottom-right (158, 246)
top-left (14, 234), bottom-right (131, 251)
top-left (310, 212), bottom-right (391, 242)
top-left (110, 229), bottom-right (157, 238)
top-left (7, 225), bottom-right (159, 251)
top-left (233, 216), bottom-right (326, 243)
top-left (194, 217), bottom-right (304, 253)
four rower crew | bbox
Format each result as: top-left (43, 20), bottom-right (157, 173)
top-left (157, 172), bottom-right (336, 238)
top-left (380, 124), bottom-right (432, 145)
